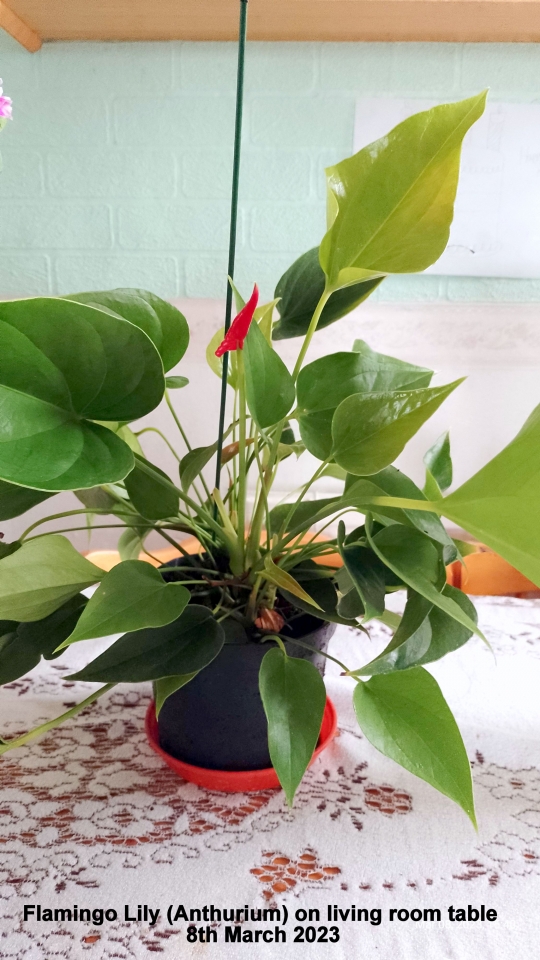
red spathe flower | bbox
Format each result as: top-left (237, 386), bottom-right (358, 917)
top-left (215, 284), bottom-right (259, 358)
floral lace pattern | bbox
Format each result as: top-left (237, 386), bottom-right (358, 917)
top-left (1, 595), bottom-right (539, 957)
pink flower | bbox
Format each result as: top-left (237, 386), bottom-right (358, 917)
top-left (215, 284), bottom-right (259, 357)
top-left (0, 80), bottom-right (12, 119)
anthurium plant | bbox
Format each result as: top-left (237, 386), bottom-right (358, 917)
top-left (1, 92), bottom-right (539, 825)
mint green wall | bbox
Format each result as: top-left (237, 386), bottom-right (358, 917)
top-left (0, 33), bottom-right (539, 302)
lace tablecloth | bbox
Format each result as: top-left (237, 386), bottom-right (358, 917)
top-left (1, 596), bottom-right (540, 959)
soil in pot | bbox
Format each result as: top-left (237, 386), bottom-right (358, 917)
top-left (156, 555), bottom-right (336, 771)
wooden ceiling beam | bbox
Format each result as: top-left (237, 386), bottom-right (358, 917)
top-left (3, 0), bottom-right (540, 48)
top-left (0, 0), bottom-right (40, 51)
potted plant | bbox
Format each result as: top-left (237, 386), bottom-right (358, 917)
top-left (1, 91), bottom-right (539, 828)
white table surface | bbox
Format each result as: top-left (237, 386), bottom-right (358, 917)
top-left (1, 595), bottom-right (540, 959)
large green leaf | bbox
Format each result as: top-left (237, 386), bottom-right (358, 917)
top-left (69, 605), bottom-right (224, 682)
top-left (0, 594), bottom-right (88, 685)
top-left (298, 409), bottom-right (335, 461)
top-left (297, 345), bottom-right (432, 461)
top-left (355, 585), bottom-right (476, 675)
top-left (66, 288), bottom-right (189, 372)
top-left (259, 646), bottom-right (327, 805)
top-left (244, 322), bottom-right (295, 429)
top-left (0, 535), bottom-right (103, 622)
top-left (368, 523), bottom-right (483, 640)
top-left (60, 560), bottom-right (190, 646)
top-left (438, 405), bottom-right (540, 586)
top-left (272, 247), bottom-right (382, 341)
top-left (360, 590), bottom-right (433, 674)
top-left (319, 92), bottom-right (487, 291)
top-left (353, 667), bottom-right (476, 825)
top-left (0, 297), bottom-right (164, 490)
top-left (124, 455), bottom-right (179, 521)
top-left (415, 586), bottom-right (477, 665)
top-left (337, 522), bottom-right (386, 621)
top-left (366, 466), bottom-right (457, 561)
top-left (352, 340), bottom-right (433, 390)
top-left (298, 348), bottom-right (432, 417)
top-left (331, 380), bottom-right (463, 475)
top-left (0, 479), bottom-right (55, 520)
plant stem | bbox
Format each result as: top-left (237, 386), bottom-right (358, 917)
top-left (276, 635), bottom-right (351, 674)
top-left (26, 523), bottom-right (153, 540)
top-left (245, 573), bottom-right (263, 621)
top-left (246, 435), bottom-right (271, 568)
top-left (236, 350), bottom-right (247, 567)
top-left (20, 508), bottom-right (120, 541)
top-left (231, 390), bottom-right (239, 514)
top-left (292, 288), bottom-right (331, 381)
top-left (135, 426), bottom-right (182, 462)
top-left (162, 399), bottom-right (211, 505)
top-left (277, 458), bottom-right (331, 545)
top-left (0, 684), bottom-right (115, 756)
top-left (277, 513), bottom-right (344, 559)
top-left (264, 634), bottom-right (288, 656)
top-left (152, 526), bottom-right (193, 559)
top-left (165, 389), bottom-right (192, 452)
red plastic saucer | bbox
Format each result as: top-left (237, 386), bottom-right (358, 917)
top-left (145, 697), bottom-right (337, 793)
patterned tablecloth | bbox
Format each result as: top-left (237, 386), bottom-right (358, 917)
top-left (1, 595), bottom-right (540, 959)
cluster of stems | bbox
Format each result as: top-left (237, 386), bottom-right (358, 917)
top-left (21, 289), bottom-right (337, 631)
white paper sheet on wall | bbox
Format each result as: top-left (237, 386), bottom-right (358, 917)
top-left (353, 99), bottom-right (540, 278)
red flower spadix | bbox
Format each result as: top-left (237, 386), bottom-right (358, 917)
top-left (215, 284), bottom-right (259, 358)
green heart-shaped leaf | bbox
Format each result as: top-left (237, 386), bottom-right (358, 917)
top-left (439, 404), bottom-right (540, 587)
top-left (60, 560), bottom-right (190, 646)
top-left (298, 347), bottom-right (432, 416)
top-left (0, 535), bottom-right (103, 622)
top-left (69, 605), bottom-right (224, 683)
top-left (65, 288), bottom-right (189, 372)
top-left (297, 345), bottom-right (433, 462)
top-left (0, 478), bottom-right (55, 520)
top-left (320, 93), bottom-right (487, 291)
top-left (332, 380), bottom-right (463, 475)
top-left (244, 322), bottom-right (295, 429)
top-left (367, 523), bottom-right (483, 640)
top-left (0, 297), bottom-right (165, 490)
top-left (365, 466), bottom-right (457, 561)
top-left (272, 246), bottom-right (382, 340)
top-left (353, 667), bottom-right (476, 826)
top-left (259, 646), bottom-right (327, 805)
top-left (337, 523), bottom-right (386, 622)
top-left (124, 455), bottom-right (179, 521)
top-left (0, 594), bottom-right (87, 685)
